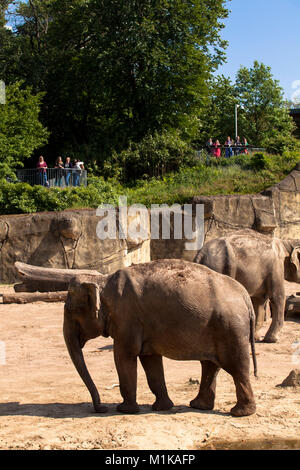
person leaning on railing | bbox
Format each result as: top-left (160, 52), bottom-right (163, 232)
top-left (213, 140), bottom-right (221, 158)
top-left (36, 156), bottom-right (48, 187)
top-left (234, 136), bottom-right (242, 155)
top-left (64, 157), bottom-right (73, 187)
top-left (55, 156), bottom-right (64, 187)
top-left (224, 137), bottom-right (233, 158)
top-left (73, 160), bottom-right (84, 187)
top-left (243, 138), bottom-right (249, 154)
top-left (206, 138), bottom-right (214, 155)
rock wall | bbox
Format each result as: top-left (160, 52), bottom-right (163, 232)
top-left (0, 163), bottom-right (299, 284)
top-left (151, 162), bottom-right (300, 261)
top-left (0, 209), bottom-right (150, 284)
top-left (262, 163), bottom-right (300, 240)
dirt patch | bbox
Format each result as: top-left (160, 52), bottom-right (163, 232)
top-left (0, 282), bottom-right (300, 450)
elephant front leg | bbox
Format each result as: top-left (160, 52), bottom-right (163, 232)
top-left (139, 355), bottom-right (174, 411)
top-left (114, 345), bottom-right (140, 414)
top-left (263, 293), bottom-right (285, 343)
top-left (251, 297), bottom-right (267, 341)
top-left (190, 361), bottom-right (220, 411)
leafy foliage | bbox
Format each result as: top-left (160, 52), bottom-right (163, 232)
top-left (108, 130), bottom-right (196, 182)
top-left (200, 62), bottom-right (296, 152)
top-left (0, 81), bottom-right (49, 178)
top-left (198, 75), bottom-right (238, 144)
top-left (0, 0), bottom-right (229, 166)
top-left (235, 62), bottom-right (295, 148)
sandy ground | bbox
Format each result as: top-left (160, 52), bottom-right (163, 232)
top-left (0, 283), bottom-right (300, 451)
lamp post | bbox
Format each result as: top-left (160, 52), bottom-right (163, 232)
top-left (0, 80), bottom-right (5, 105)
top-left (235, 104), bottom-right (240, 140)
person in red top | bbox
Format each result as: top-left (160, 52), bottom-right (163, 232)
top-left (36, 156), bottom-right (48, 186)
top-left (213, 140), bottom-right (221, 158)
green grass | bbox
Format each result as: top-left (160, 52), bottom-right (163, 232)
top-left (123, 151), bottom-right (300, 206)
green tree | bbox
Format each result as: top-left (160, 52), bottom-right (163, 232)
top-left (86, 0), bottom-right (229, 149)
top-left (0, 0), bottom-right (229, 167)
top-left (235, 61), bottom-right (295, 148)
top-left (199, 61), bottom-right (296, 153)
top-left (0, 81), bottom-right (49, 178)
top-left (198, 75), bottom-right (238, 144)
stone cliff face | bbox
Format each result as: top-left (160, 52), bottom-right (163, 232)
top-left (151, 163), bottom-right (300, 261)
top-left (0, 163), bottom-right (299, 283)
top-left (0, 209), bottom-right (150, 284)
top-left (262, 162), bottom-right (300, 240)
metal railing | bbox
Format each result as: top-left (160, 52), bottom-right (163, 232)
top-left (195, 146), bottom-right (265, 160)
top-left (15, 168), bottom-right (87, 188)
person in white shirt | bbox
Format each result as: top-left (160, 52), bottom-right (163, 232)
top-left (73, 160), bottom-right (84, 186)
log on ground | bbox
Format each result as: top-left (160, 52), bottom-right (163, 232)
top-left (2, 291), bottom-right (68, 304)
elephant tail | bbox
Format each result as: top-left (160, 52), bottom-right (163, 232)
top-left (248, 299), bottom-right (258, 378)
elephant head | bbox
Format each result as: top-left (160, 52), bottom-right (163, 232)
top-left (283, 241), bottom-right (300, 283)
top-left (14, 262), bottom-right (109, 413)
top-left (63, 274), bottom-right (109, 413)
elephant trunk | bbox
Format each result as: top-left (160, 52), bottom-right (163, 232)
top-left (63, 318), bottom-right (107, 413)
top-left (282, 240), bottom-right (300, 283)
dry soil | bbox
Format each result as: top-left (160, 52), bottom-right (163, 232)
top-left (0, 283), bottom-right (300, 450)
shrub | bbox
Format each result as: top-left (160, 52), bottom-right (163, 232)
top-left (0, 177), bottom-right (120, 214)
top-left (1, 150), bottom-right (299, 214)
top-left (250, 153), bottom-right (269, 171)
top-left (263, 134), bottom-right (300, 156)
top-left (116, 130), bottom-right (196, 182)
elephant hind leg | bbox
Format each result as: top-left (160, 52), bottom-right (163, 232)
top-left (230, 372), bottom-right (256, 417)
top-left (139, 355), bottom-right (174, 411)
top-left (219, 337), bottom-right (256, 417)
top-left (222, 355), bottom-right (256, 417)
top-left (190, 361), bottom-right (220, 411)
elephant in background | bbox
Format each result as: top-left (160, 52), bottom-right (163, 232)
top-left (194, 229), bottom-right (300, 343)
top-left (16, 259), bottom-right (258, 417)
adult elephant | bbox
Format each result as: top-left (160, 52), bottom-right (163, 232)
top-left (16, 259), bottom-right (257, 417)
top-left (194, 230), bottom-right (300, 343)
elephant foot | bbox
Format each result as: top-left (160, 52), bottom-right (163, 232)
top-left (230, 402), bottom-right (256, 417)
top-left (152, 397), bottom-right (174, 412)
top-left (263, 334), bottom-right (279, 344)
top-left (117, 402), bottom-right (140, 414)
top-left (254, 332), bottom-right (263, 342)
top-left (190, 396), bottom-right (214, 411)
top-left (93, 403), bottom-right (108, 414)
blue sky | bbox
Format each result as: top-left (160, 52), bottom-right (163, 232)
top-left (217, 0), bottom-right (300, 101)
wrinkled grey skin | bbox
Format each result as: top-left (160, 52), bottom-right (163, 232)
top-left (194, 230), bottom-right (300, 343)
top-left (62, 259), bottom-right (257, 417)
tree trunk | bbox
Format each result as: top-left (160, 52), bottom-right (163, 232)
top-left (2, 291), bottom-right (68, 304)
top-left (15, 262), bottom-right (102, 284)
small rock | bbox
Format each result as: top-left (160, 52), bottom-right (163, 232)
top-left (188, 378), bottom-right (200, 385)
top-left (277, 370), bottom-right (300, 387)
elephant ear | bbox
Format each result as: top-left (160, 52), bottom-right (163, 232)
top-left (291, 247), bottom-right (300, 272)
top-left (82, 282), bottom-right (100, 317)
